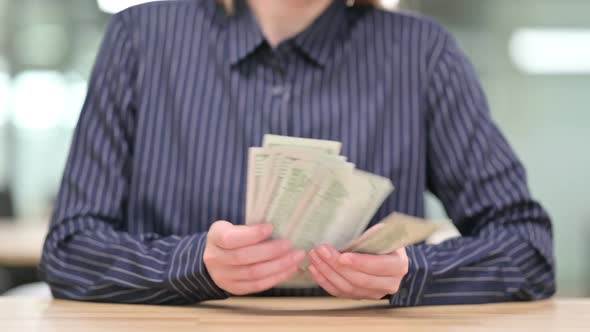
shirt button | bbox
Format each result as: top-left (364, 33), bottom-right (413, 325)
top-left (268, 59), bottom-right (286, 77)
top-left (398, 288), bottom-right (408, 298)
top-left (271, 86), bottom-right (284, 95)
top-left (272, 66), bottom-right (285, 77)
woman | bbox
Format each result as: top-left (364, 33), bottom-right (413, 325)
top-left (40, 0), bottom-right (555, 305)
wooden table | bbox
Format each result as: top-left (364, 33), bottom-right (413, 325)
top-left (0, 220), bottom-right (47, 267)
top-left (0, 297), bottom-right (588, 331)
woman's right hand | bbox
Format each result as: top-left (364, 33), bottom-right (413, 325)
top-left (204, 220), bottom-right (306, 295)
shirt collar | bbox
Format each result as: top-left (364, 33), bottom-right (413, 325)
top-left (292, 0), bottom-right (350, 67)
top-left (226, 0), bottom-right (351, 67)
top-left (226, 0), bottom-right (265, 66)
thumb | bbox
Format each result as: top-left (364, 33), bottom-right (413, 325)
top-left (210, 221), bottom-right (274, 249)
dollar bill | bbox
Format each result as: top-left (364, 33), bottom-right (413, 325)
top-left (342, 213), bottom-right (438, 255)
top-left (251, 149), bottom-right (346, 225)
top-left (245, 148), bottom-right (274, 225)
top-left (322, 170), bottom-right (394, 250)
top-left (285, 164), bottom-right (355, 251)
top-left (263, 134), bottom-right (342, 155)
top-left (277, 269), bottom-right (318, 289)
top-left (263, 156), bottom-right (325, 238)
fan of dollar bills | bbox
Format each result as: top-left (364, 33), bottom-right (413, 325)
top-left (246, 135), bottom-right (438, 288)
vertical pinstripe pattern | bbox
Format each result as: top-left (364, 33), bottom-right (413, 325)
top-left (39, 0), bottom-right (555, 305)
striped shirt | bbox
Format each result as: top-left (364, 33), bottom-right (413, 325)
top-left (39, 0), bottom-right (556, 306)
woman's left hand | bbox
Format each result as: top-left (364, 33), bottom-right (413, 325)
top-left (308, 244), bottom-right (409, 300)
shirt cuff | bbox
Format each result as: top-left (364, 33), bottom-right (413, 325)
top-left (167, 233), bottom-right (229, 302)
top-left (389, 244), bottom-right (430, 307)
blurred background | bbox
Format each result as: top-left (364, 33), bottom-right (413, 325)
top-left (0, 0), bottom-right (588, 297)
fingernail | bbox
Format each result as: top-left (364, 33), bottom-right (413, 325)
top-left (261, 224), bottom-right (274, 236)
top-left (340, 254), bottom-right (352, 265)
top-left (319, 245), bottom-right (332, 259)
top-left (294, 250), bottom-right (306, 260)
top-left (309, 250), bottom-right (319, 262)
top-left (281, 239), bottom-right (293, 250)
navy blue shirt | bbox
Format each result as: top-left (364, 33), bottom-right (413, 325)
top-left (40, 0), bottom-right (555, 306)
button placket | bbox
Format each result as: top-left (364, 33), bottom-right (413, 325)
top-left (267, 47), bottom-right (293, 134)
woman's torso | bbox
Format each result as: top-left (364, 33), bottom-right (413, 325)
top-left (123, 1), bottom-right (438, 236)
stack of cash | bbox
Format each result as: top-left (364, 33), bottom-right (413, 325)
top-left (246, 135), bottom-right (438, 287)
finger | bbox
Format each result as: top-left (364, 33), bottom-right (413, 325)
top-left (318, 245), bottom-right (399, 292)
top-left (309, 249), bottom-right (356, 296)
top-left (343, 269), bottom-right (401, 293)
top-left (315, 246), bottom-right (399, 295)
top-left (309, 257), bottom-right (386, 301)
top-left (233, 263), bottom-right (300, 295)
top-left (338, 251), bottom-right (408, 277)
top-left (230, 250), bottom-right (306, 281)
top-left (211, 221), bottom-right (274, 249)
top-left (308, 264), bottom-right (342, 297)
top-left (225, 238), bottom-right (293, 266)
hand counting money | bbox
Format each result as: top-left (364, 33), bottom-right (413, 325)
top-left (246, 135), bottom-right (441, 288)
